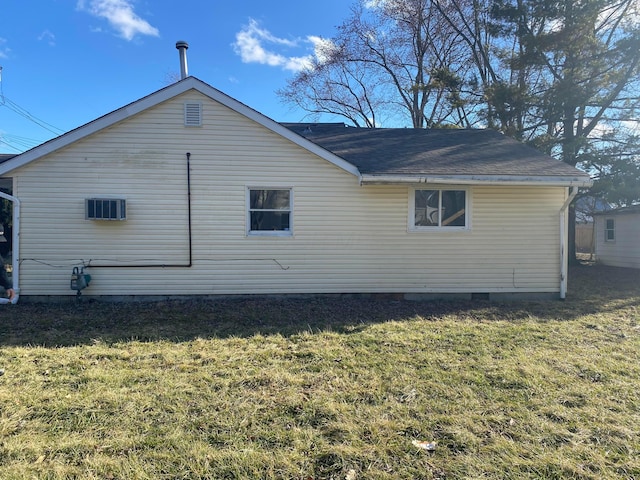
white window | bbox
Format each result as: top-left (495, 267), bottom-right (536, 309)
top-left (410, 188), bottom-right (468, 230)
top-left (605, 218), bottom-right (615, 242)
top-left (247, 188), bottom-right (292, 236)
top-left (184, 102), bottom-right (202, 126)
top-left (86, 198), bottom-right (126, 220)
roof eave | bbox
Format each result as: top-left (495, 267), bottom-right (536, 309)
top-left (359, 174), bottom-right (593, 187)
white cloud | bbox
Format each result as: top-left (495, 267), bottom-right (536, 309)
top-left (283, 55), bottom-right (314, 72)
top-left (308, 35), bottom-right (338, 64)
top-left (233, 19), bottom-right (328, 72)
top-left (587, 119), bottom-right (640, 140)
top-left (240, 19), bottom-right (297, 48)
top-left (621, 119), bottom-right (640, 133)
top-left (0, 38), bottom-right (9, 59)
top-left (37, 30), bottom-right (56, 47)
top-left (77, 0), bottom-right (159, 41)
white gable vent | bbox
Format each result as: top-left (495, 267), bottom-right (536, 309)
top-left (86, 198), bottom-right (126, 220)
top-left (184, 102), bottom-right (202, 126)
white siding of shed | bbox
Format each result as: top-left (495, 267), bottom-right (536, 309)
top-left (594, 214), bottom-right (640, 268)
top-left (12, 91), bottom-right (565, 296)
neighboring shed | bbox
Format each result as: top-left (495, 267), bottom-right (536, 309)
top-left (0, 76), bottom-right (591, 301)
top-left (594, 205), bottom-right (640, 269)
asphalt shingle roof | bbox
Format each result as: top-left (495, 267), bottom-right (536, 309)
top-left (0, 154), bottom-right (17, 165)
top-left (282, 123), bottom-right (588, 180)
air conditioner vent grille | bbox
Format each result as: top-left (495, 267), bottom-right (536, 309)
top-left (86, 198), bottom-right (126, 220)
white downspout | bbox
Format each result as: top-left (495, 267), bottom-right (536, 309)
top-left (559, 186), bottom-right (578, 299)
top-left (0, 191), bottom-right (20, 304)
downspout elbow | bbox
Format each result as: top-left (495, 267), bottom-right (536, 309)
top-left (0, 292), bottom-right (19, 305)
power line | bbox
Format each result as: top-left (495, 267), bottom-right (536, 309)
top-left (0, 139), bottom-right (23, 153)
top-left (0, 133), bottom-right (42, 152)
top-left (0, 96), bottom-right (66, 136)
top-left (0, 66), bottom-right (66, 137)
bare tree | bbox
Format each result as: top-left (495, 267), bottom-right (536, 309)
top-left (279, 0), bottom-right (475, 127)
top-left (279, 40), bottom-right (383, 127)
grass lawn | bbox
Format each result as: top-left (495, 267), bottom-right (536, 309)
top-left (0, 264), bottom-right (638, 479)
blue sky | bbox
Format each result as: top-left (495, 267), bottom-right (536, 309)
top-left (0, 0), bottom-right (354, 153)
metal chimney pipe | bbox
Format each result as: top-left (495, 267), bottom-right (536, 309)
top-left (176, 41), bottom-right (189, 79)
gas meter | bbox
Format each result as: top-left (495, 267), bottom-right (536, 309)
top-left (70, 267), bottom-right (91, 297)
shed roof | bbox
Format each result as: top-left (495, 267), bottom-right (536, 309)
top-left (593, 204), bottom-right (640, 216)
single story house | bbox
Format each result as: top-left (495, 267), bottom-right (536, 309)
top-left (0, 75), bottom-right (591, 301)
top-left (593, 205), bottom-right (640, 269)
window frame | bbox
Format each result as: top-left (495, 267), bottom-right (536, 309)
top-left (408, 187), bottom-right (470, 232)
top-left (604, 218), bottom-right (615, 242)
top-left (246, 187), bottom-right (294, 237)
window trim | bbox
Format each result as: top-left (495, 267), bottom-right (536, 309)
top-left (408, 187), bottom-right (470, 232)
top-left (604, 218), bottom-right (615, 242)
top-left (246, 187), bottom-right (294, 237)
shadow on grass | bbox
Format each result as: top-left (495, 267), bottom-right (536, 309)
top-left (1, 264), bottom-right (638, 347)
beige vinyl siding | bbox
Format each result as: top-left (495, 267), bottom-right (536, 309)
top-left (594, 214), bottom-right (640, 268)
top-left (12, 90), bottom-right (565, 296)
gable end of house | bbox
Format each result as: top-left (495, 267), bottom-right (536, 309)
top-left (0, 77), bottom-right (361, 180)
